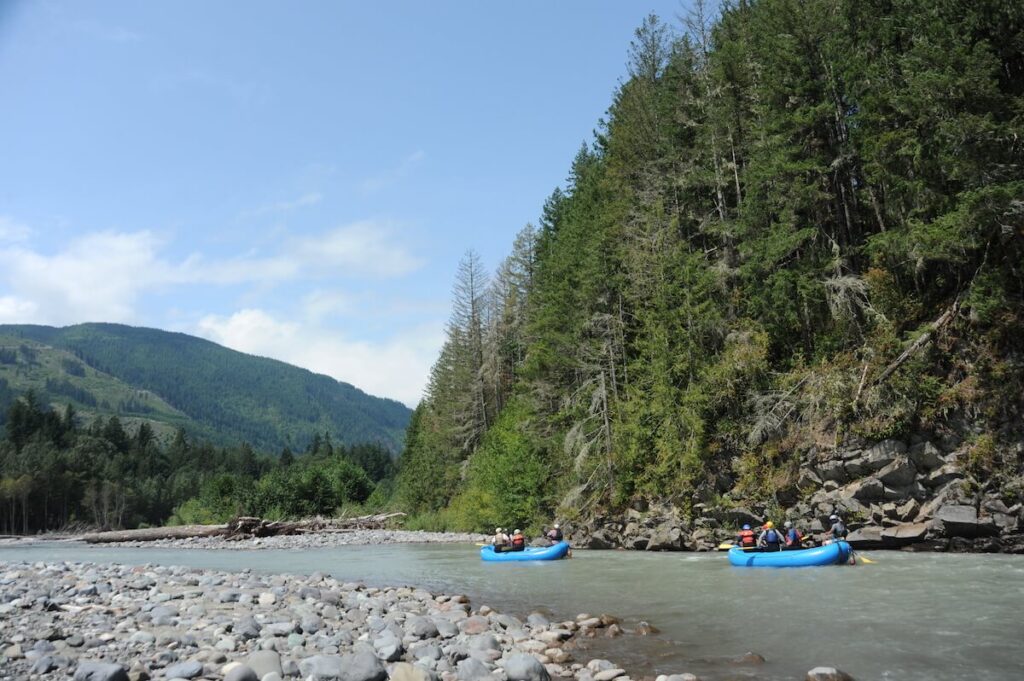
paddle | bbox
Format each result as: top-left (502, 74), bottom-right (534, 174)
top-left (854, 551), bottom-right (877, 564)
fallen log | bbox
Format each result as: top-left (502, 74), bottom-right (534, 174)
top-left (82, 524), bottom-right (228, 544)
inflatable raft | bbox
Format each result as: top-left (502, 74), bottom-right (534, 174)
top-left (728, 541), bottom-right (852, 567)
top-left (480, 541), bottom-right (570, 562)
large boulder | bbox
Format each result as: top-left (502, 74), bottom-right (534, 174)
top-left (924, 464), bottom-right (964, 489)
top-left (390, 663), bottom-right (436, 681)
top-left (456, 657), bottom-right (492, 681)
top-left (880, 522), bottom-right (932, 546)
top-left (842, 477), bottom-right (885, 502)
top-left (646, 524), bottom-right (686, 551)
top-left (246, 650), bottom-right (282, 679)
top-left (504, 653), bottom-right (551, 681)
top-left (908, 441), bottom-right (945, 471)
top-left (933, 505), bottom-right (999, 539)
top-left (876, 457), bottom-right (917, 488)
top-left (845, 526), bottom-right (886, 549)
top-left (816, 460), bottom-right (848, 484)
top-left (863, 439), bottom-right (906, 470)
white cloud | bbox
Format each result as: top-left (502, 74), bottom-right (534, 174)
top-left (0, 216), bottom-right (32, 243)
top-left (0, 295), bottom-right (38, 323)
top-left (0, 219), bottom-right (422, 326)
top-left (291, 221), bottom-right (423, 277)
top-left (0, 230), bottom-right (176, 324)
top-left (197, 308), bottom-right (442, 406)
top-left (302, 289), bottom-right (354, 322)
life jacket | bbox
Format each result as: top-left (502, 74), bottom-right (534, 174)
top-left (764, 529), bottom-right (780, 544)
top-left (785, 528), bottom-right (802, 546)
top-left (548, 528), bottom-right (563, 542)
top-left (833, 521), bottom-right (848, 538)
top-left (511, 534), bottom-right (525, 550)
top-left (738, 529), bottom-right (756, 547)
top-left (493, 535), bottom-right (507, 547)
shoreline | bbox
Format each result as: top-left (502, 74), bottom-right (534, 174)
top-left (0, 529), bottom-right (490, 551)
top-left (0, 558), bottom-right (859, 681)
top-left (0, 558), bottom-right (671, 681)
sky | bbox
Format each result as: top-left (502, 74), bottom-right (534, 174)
top-left (0, 0), bottom-right (690, 407)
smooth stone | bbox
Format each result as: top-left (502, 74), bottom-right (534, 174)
top-left (505, 653), bottom-right (551, 681)
top-left (593, 670), bottom-right (625, 681)
top-left (224, 665), bottom-right (260, 681)
top-left (390, 662), bottom-right (436, 681)
top-left (806, 667), bottom-right (855, 681)
top-left (74, 661), bottom-right (130, 681)
top-left (456, 657), bottom-right (492, 681)
top-left (247, 650), bottom-right (283, 678)
top-left (164, 660), bottom-right (204, 679)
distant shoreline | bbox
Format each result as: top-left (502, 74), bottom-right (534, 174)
top-left (0, 528), bottom-right (489, 551)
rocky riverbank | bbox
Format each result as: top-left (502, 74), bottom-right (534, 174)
top-left (568, 436), bottom-right (1024, 554)
top-left (0, 560), bottom-right (864, 681)
top-left (0, 530), bottom-right (489, 551)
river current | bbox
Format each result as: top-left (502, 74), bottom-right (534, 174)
top-left (1, 542), bottom-right (1021, 680)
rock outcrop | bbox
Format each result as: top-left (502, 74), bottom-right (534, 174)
top-left (568, 434), bottom-right (1024, 553)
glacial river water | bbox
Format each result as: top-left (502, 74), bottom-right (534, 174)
top-left (1, 542), bottom-right (1022, 681)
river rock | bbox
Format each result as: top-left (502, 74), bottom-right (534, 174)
top-left (164, 660), bottom-right (204, 679)
top-left (505, 653), bottom-right (551, 681)
top-left (456, 657), bottom-right (492, 681)
top-left (391, 662), bottom-right (436, 681)
top-left (459, 616), bottom-right (491, 635)
top-left (300, 655), bottom-right (345, 680)
top-left (646, 525), bottom-right (685, 551)
top-left (224, 665), bottom-right (259, 681)
top-left (247, 650), bottom-right (283, 678)
top-left (74, 661), bottom-right (130, 681)
top-left (806, 667), bottom-right (855, 681)
top-left (880, 522), bottom-right (932, 545)
top-left (407, 616), bottom-right (440, 639)
top-left (593, 669), bottom-right (625, 681)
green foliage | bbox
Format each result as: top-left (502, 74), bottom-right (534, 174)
top-left (397, 0), bottom-right (1023, 519)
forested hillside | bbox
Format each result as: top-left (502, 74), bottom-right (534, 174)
top-left (0, 392), bottom-right (395, 533)
top-left (395, 0), bottom-right (1024, 544)
top-left (0, 323), bottom-right (410, 453)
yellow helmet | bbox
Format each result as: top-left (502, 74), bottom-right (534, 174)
top-left (764, 521), bottom-right (774, 529)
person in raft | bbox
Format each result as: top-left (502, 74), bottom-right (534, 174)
top-left (823, 514), bottom-right (848, 544)
top-left (492, 527), bottom-right (510, 552)
top-left (510, 528), bottom-right (526, 551)
top-left (782, 520), bottom-right (804, 549)
top-left (757, 521), bottom-right (784, 551)
top-left (545, 523), bottom-right (564, 545)
top-left (735, 523), bottom-right (757, 549)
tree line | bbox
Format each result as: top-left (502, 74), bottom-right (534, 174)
top-left (0, 390), bottom-right (397, 534)
top-left (395, 0), bottom-right (1024, 532)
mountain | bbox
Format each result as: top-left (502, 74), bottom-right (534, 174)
top-left (0, 323), bottom-right (411, 453)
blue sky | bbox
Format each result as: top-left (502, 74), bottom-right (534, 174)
top-left (0, 0), bottom-right (689, 406)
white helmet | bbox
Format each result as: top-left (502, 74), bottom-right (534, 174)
top-left (784, 521), bottom-right (792, 528)
top-left (554, 523), bottom-right (560, 529)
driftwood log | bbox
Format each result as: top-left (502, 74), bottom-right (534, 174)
top-left (81, 524), bottom-right (228, 544)
top-left (80, 512), bottom-right (407, 544)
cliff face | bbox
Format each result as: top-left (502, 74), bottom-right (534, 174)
top-left (569, 432), bottom-right (1024, 553)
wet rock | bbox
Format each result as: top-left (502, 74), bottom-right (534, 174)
top-left (805, 666), bottom-right (855, 681)
top-left (505, 653), bottom-right (552, 681)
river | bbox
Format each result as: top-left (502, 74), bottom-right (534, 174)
top-left (1, 542), bottom-right (1021, 681)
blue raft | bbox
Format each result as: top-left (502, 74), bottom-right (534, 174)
top-left (728, 541), bottom-right (852, 567)
top-left (480, 541), bottom-right (570, 562)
